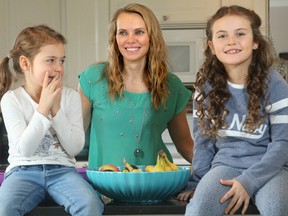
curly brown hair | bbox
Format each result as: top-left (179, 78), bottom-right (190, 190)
top-left (104, 3), bottom-right (169, 110)
top-left (196, 5), bottom-right (274, 136)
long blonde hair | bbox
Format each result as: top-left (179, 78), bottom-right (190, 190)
top-left (105, 3), bottom-right (169, 110)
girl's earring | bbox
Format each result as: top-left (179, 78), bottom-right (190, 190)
top-left (253, 44), bottom-right (258, 50)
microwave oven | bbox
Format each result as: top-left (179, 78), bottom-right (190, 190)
top-left (162, 28), bottom-right (205, 83)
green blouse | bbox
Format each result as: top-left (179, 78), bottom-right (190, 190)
top-left (78, 63), bottom-right (191, 169)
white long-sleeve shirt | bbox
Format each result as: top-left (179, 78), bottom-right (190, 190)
top-left (1, 86), bottom-right (85, 173)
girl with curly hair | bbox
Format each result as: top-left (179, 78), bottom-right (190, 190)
top-left (181, 5), bottom-right (288, 216)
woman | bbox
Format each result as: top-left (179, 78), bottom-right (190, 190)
top-left (78, 3), bottom-right (193, 168)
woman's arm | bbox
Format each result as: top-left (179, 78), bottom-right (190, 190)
top-left (167, 109), bottom-right (194, 163)
top-left (78, 85), bottom-right (92, 131)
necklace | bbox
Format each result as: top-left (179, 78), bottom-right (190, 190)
top-left (126, 91), bottom-right (148, 158)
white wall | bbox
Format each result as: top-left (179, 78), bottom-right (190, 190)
top-left (270, 1), bottom-right (288, 56)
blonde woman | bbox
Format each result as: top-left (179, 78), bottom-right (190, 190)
top-left (78, 3), bottom-right (193, 169)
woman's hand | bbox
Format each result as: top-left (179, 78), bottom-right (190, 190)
top-left (220, 179), bottom-right (250, 215)
top-left (177, 190), bottom-right (194, 202)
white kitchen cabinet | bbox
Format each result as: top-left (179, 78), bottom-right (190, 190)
top-left (109, 0), bottom-right (268, 33)
top-left (0, 0), bottom-right (62, 87)
top-left (221, 0), bottom-right (269, 35)
top-left (0, 0), bottom-right (98, 90)
top-left (109, 0), bottom-right (221, 25)
top-left (0, 0), bottom-right (269, 90)
top-left (63, 0), bottom-right (98, 89)
top-left (0, 0), bottom-right (62, 55)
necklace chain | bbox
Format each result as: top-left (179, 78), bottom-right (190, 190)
top-left (127, 93), bottom-right (148, 147)
top-left (125, 87), bottom-right (148, 158)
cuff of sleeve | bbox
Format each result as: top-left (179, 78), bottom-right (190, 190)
top-left (183, 181), bottom-right (197, 191)
top-left (235, 173), bottom-right (258, 197)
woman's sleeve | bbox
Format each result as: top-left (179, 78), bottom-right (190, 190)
top-left (78, 68), bottom-right (91, 100)
top-left (78, 63), bottom-right (106, 100)
top-left (168, 73), bottom-right (192, 115)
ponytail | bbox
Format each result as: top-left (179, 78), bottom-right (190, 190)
top-left (0, 56), bottom-right (14, 100)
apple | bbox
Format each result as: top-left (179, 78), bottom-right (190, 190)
top-left (98, 164), bottom-right (120, 172)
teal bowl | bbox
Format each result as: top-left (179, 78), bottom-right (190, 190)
top-left (86, 166), bottom-right (191, 202)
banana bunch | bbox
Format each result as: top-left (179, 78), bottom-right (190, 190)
top-left (145, 150), bottom-right (179, 172)
top-left (123, 158), bottom-right (142, 172)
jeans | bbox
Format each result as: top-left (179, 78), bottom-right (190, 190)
top-left (185, 165), bottom-right (288, 216)
top-left (0, 165), bottom-right (104, 216)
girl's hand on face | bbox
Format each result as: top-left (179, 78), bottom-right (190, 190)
top-left (50, 73), bottom-right (62, 117)
top-left (177, 190), bottom-right (194, 202)
top-left (220, 179), bottom-right (250, 215)
top-left (37, 71), bottom-right (62, 117)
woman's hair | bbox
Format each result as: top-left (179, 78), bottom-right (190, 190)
top-left (0, 24), bottom-right (66, 99)
top-left (105, 3), bottom-right (169, 110)
top-left (196, 5), bottom-right (274, 135)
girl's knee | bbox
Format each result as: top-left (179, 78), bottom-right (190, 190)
top-left (0, 203), bottom-right (21, 216)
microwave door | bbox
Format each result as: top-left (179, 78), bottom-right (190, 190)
top-left (163, 28), bottom-right (205, 83)
top-left (167, 43), bottom-right (195, 83)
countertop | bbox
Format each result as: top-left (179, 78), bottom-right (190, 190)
top-left (25, 196), bottom-right (186, 216)
top-left (25, 195), bottom-right (260, 216)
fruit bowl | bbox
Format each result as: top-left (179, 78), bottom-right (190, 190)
top-left (86, 166), bottom-right (191, 202)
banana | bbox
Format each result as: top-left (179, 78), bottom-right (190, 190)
top-left (161, 150), bottom-right (179, 171)
top-left (145, 165), bottom-right (155, 172)
top-left (144, 150), bottom-right (180, 172)
top-left (163, 163), bottom-right (173, 171)
top-left (123, 158), bottom-right (142, 172)
top-left (153, 151), bottom-right (165, 172)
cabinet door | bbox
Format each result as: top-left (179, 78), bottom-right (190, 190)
top-left (110, 0), bottom-right (221, 24)
top-left (221, 0), bottom-right (269, 36)
top-left (0, 0), bottom-right (62, 88)
top-left (0, 0), bottom-right (62, 59)
top-left (64, 0), bottom-right (98, 89)
top-left (0, 0), bottom-right (98, 89)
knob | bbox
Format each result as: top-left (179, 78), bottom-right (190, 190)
top-left (162, 15), bottom-right (168, 21)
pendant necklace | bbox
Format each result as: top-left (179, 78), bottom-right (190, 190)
top-left (125, 90), bottom-right (148, 158)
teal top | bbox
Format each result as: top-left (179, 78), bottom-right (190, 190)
top-left (78, 63), bottom-right (192, 169)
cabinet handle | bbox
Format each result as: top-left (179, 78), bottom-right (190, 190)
top-left (162, 15), bottom-right (168, 21)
